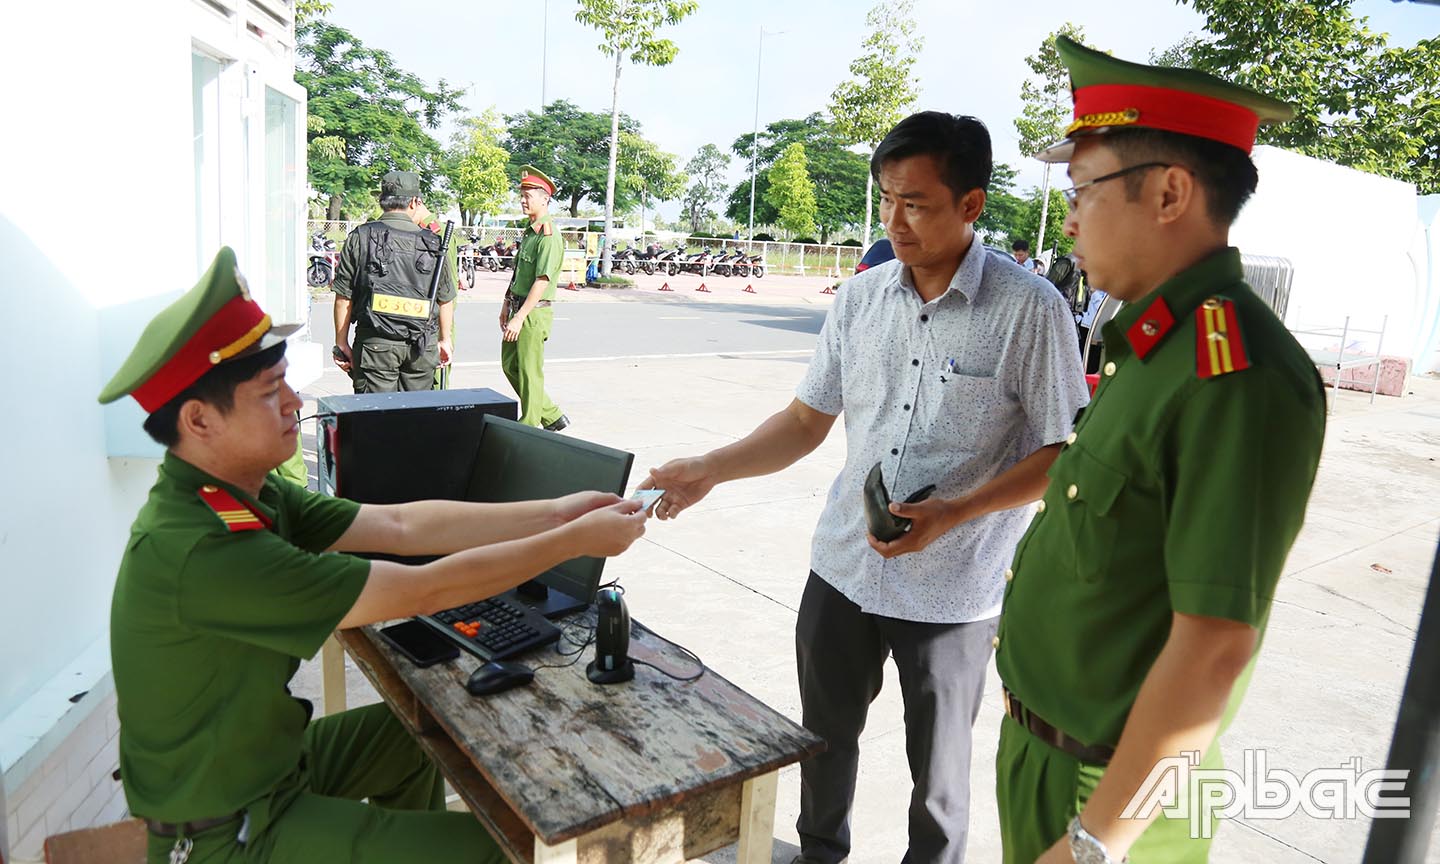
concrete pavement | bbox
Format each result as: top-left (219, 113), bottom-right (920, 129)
top-left (290, 282), bottom-right (1440, 863)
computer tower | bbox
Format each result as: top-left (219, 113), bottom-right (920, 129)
top-left (316, 388), bottom-right (517, 504)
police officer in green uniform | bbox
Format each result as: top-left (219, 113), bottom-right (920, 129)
top-left (501, 166), bottom-right (568, 431)
top-left (98, 248), bottom-right (648, 864)
top-left (333, 171), bottom-right (455, 393)
top-left (993, 38), bottom-right (1328, 864)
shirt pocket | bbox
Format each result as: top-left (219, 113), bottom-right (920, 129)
top-left (931, 373), bottom-right (1002, 452)
top-left (1052, 444), bottom-right (1126, 582)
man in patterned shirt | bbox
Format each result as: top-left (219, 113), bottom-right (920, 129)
top-left (642, 112), bottom-right (1088, 864)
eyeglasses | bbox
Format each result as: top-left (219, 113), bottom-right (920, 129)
top-left (1060, 162), bottom-right (1173, 210)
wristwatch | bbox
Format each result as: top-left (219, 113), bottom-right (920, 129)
top-left (1068, 816), bottom-right (1124, 864)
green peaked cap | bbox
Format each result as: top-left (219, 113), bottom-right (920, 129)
top-left (1036, 35), bottom-right (1295, 162)
top-left (98, 247), bottom-right (299, 410)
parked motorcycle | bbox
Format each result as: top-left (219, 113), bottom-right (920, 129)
top-left (654, 243), bottom-right (686, 277)
top-left (612, 244), bottom-right (639, 276)
top-left (742, 251), bottom-right (767, 279)
top-left (678, 246), bottom-right (717, 277)
top-left (307, 233), bottom-right (338, 287)
top-left (457, 232), bottom-right (481, 290)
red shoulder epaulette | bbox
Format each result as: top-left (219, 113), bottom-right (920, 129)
top-left (540, 222), bottom-right (553, 236)
top-left (197, 484), bottom-right (271, 532)
top-left (1195, 297), bottom-right (1250, 378)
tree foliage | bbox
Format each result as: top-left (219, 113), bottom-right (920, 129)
top-left (446, 111), bottom-right (511, 226)
top-left (829, 0), bottom-right (923, 242)
top-left (298, 21), bottom-right (463, 221)
top-left (1014, 187), bottom-right (1073, 258)
top-left (682, 144), bottom-right (731, 233)
top-left (575, 0), bottom-right (698, 273)
top-left (502, 100), bottom-right (682, 218)
top-left (975, 162), bottom-right (1026, 246)
top-left (1013, 23), bottom-right (1088, 159)
top-left (727, 114), bottom-right (870, 243)
top-left (765, 143), bottom-right (818, 238)
top-left (1163, 0), bottom-right (1439, 193)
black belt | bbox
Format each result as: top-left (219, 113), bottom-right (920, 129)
top-left (507, 292), bottom-right (551, 308)
top-left (1003, 688), bottom-right (1115, 765)
top-left (145, 811), bottom-right (243, 838)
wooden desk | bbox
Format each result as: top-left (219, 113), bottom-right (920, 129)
top-left (336, 613), bottom-right (823, 864)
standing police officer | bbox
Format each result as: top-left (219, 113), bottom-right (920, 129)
top-left (333, 171), bottom-right (455, 393)
top-left (501, 166), bottom-right (568, 431)
top-left (993, 37), bottom-right (1327, 864)
top-left (98, 248), bottom-right (647, 864)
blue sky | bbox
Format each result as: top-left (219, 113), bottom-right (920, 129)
top-left (326, 0), bottom-right (1438, 222)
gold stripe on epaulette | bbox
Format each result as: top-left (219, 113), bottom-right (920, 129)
top-left (1065, 108), bottom-right (1141, 137)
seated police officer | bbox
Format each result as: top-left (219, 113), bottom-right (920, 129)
top-left (98, 248), bottom-right (649, 864)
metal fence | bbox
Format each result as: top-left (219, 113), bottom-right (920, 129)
top-left (307, 221), bottom-right (865, 279)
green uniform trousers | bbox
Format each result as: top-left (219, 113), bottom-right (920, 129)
top-left (145, 703), bottom-right (503, 864)
top-left (352, 332), bottom-right (440, 394)
top-left (500, 306), bottom-right (563, 427)
top-left (996, 715), bottom-right (1219, 863)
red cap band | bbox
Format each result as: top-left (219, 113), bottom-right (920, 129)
top-left (1071, 84), bottom-right (1261, 153)
top-left (131, 295), bottom-right (271, 412)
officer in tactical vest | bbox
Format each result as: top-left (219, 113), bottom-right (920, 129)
top-left (332, 171), bottom-right (455, 393)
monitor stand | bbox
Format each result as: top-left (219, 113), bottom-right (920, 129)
top-left (507, 580), bottom-right (589, 619)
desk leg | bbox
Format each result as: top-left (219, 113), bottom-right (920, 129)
top-left (736, 771), bottom-right (779, 864)
top-left (534, 837), bottom-right (577, 864)
top-left (321, 634), bottom-right (347, 716)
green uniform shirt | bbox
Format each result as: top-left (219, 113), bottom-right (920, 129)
top-left (332, 212), bottom-right (456, 305)
top-left (111, 453), bottom-right (369, 824)
top-left (996, 248), bottom-right (1326, 747)
top-left (508, 215), bottom-right (563, 301)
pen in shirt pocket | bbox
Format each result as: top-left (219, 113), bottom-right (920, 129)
top-left (940, 357), bottom-right (958, 382)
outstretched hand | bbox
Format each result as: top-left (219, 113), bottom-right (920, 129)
top-left (569, 498), bottom-right (648, 557)
top-left (640, 456), bottom-right (717, 521)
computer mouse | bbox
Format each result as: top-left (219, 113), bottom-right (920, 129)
top-left (465, 661), bottom-right (535, 696)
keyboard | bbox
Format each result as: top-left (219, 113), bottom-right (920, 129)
top-left (422, 596), bottom-right (562, 661)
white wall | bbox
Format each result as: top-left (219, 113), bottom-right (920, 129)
top-left (0, 0), bottom-right (310, 855)
top-left (1233, 147), bottom-right (1426, 361)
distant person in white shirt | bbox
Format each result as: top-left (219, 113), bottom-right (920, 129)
top-left (641, 112), bottom-right (1088, 864)
top-left (1012, 238), bottom-right (1043, 272)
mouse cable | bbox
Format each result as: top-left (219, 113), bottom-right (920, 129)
top-left (530, 619), bottom-right (597, 673)
top-left (630, 630), bottom-right (706, 682)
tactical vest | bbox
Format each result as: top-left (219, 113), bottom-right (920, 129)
top-left (351, 221), bottom-right (443, 343)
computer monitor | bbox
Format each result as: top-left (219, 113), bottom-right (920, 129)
top-left (465, 416), bottom-right (635, 618)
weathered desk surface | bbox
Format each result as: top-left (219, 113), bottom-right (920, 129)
top-left (337, 611), bottom-right (823, 864)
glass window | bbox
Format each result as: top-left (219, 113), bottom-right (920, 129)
top-left (192, 52), bottom-right (224, 275)
top-left (265, 87), bottom-right (300, 325)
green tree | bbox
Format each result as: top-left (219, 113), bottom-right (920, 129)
top-left (829, 0), bottom-right (923, 245)
top-left (575, 0), bottom-right (699, 274)
top-left (1160, 0), bottom-right (1438, 193)
top-left (765, 143), bottom-right (818, 238)
top-left (446, 111), bottom-right (511, 226)
top-left (975, 162), bottom-right (1027, 247)
top-left (1013, 186), bottom-right (1073, 261)
top-left (619, 131), bottom-right (686, 232)
top-left (682, 144), bottom-right (731, 233)
top-left (1014, 23), bottom-right (1089, 261)
top-left (727, 115), bottom-right (870, 243)
top-left (295, 0), bottom-right (331, 25)
top-left (503, 100), bottom-right (682, 218)
top-left (298, 21), bottom-right (462, 221)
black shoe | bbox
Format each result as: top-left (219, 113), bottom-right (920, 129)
top-left (543, 414), bottom-right (570, 432)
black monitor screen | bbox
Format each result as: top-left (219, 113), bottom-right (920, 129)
top-left (465, 416), bottom-right (634, 614)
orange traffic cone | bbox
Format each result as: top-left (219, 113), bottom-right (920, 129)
top-left (696, 282), bottom-right (711, 293)
top-left (659, 282), bottom-right (673, 291)
top-left (743, 284), bottom-right (757, 294)
top-left (564, 281), bottom-right (580, 291)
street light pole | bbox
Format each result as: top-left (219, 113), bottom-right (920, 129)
top-left (748, 27), bottom-right (783, 242)
top-left (541, 0), bottom-right (549, 108)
